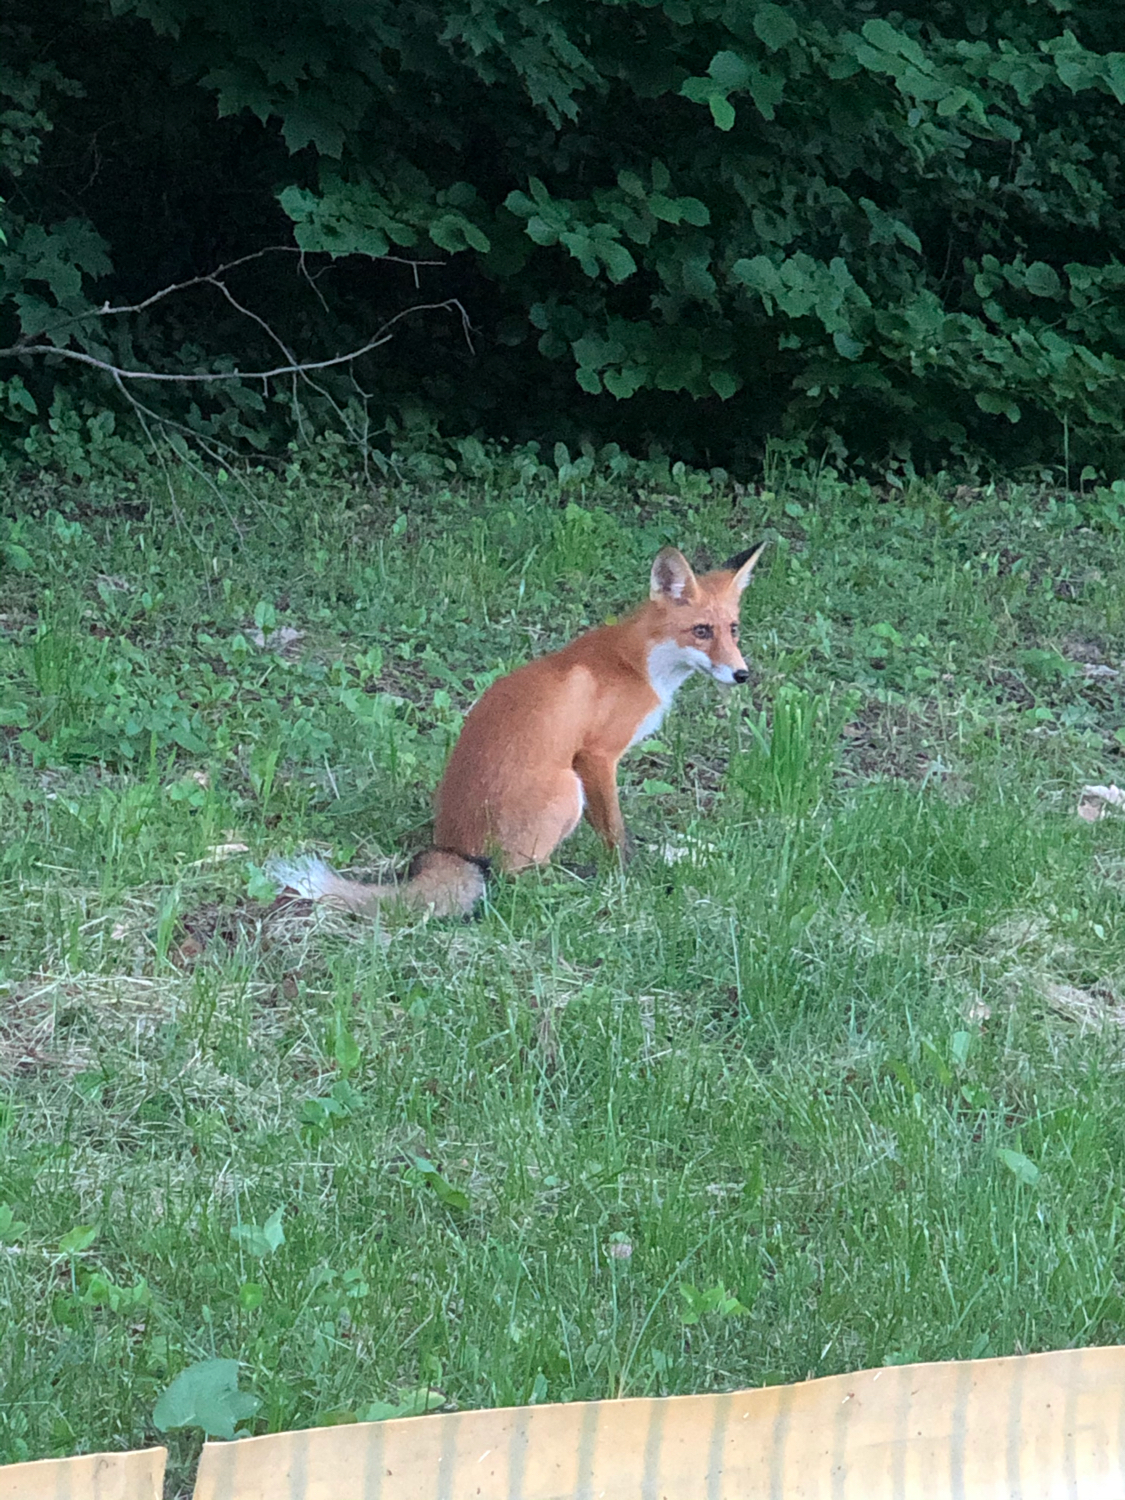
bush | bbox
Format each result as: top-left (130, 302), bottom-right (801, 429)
top-left (5, 1), bottom-right (1125, 468)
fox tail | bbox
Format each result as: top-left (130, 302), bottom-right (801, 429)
top-left (266, 848), bottom-right (487, 919)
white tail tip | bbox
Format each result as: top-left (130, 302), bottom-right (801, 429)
top-left (265, 854), bottom-right (339, 900)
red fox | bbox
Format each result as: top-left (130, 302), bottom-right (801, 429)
top-left (269, 542), bottom-right (765, 917)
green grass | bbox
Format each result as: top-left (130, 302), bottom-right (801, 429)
top-left (4, 448), bottom-right (1125, 1492)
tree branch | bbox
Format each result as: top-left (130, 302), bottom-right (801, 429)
top-left (14, 245), bottom-right (447, 349)
top-left (0, 297), bottom-right (473, 383)
top-left (92, 246), bottom-right (446, 319)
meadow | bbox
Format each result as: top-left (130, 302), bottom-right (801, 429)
top-left (3, 444), bottom-right (1125, 1492)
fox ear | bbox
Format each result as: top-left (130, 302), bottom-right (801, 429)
top-left (723, 540), bottom-right (768, 594)
top-left (650, 546), bottom-right (697, 602)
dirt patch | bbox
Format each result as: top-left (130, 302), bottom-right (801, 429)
top-left (983, 667), bottom-right (1037, 712)
top-left (171, 893), bottom-right (314, 964)
top-left (1061, 633), bottom-right (1112, 666)
top-left (1036, 979), bottom-right (1125, 1031)
top-left (838, 698), bottom-right (953, 783)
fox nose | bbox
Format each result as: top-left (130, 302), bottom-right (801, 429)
top-left (732, 669), bottom-right (749, 685)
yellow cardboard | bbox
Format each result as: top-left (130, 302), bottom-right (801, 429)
top-left (0, 1449), bottom-right (165, 1500)
top-left (192, 1346), bottom-right (1125, 1500)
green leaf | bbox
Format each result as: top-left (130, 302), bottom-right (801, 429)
top-left (428, 215), bottom-right (465, 253)
top-left (997, 1148), bottom-right (1040, 1187)
top-left (409, 1156), bottom-right (470, 1211)
top-left (681, 253), bottom-right (716, 297)
top-left (2, 376), bottom-right (37, 415)
top-left (153, 1359), bottom-right (261, 1440)
top-left (332, 1018), bottom-right (361, 1077)
top-left (247, 865), bottom-right (276, 902)
top-left (832, 330), bottom-right (866, 360)
top-left (677, 197), bottom-right (711, 227)
top-left (679, 1281), bottom-right (749, 1325)
top-left (358, 1388), bottom-right (445, 1423)
top-left (708, 51), bottom-right (751, 90)
top-left (709, 369), bottom-right (740, 399)
top-left (950, 1030), bottom-right (972, 1068)
top-left (442, 181), bottom-right (477, 209)
top-left (504, 190), bottom-right (535, 219)
top-left (599, 240), bottom-right (637, 282)
top-left (975, 391), bottom-right (1021, 422)
top-left (709, 95), bottom-right (736, 131)
top-left (428, 212), bottom-right (491, 254)
top-left (231, 1206), bottom-right (285, 1256)
top-left (279, 105), bottom-right (344, 159)
top-left (648, 194), bottom-right (683, 224)
top-left (58, 1225), bottom-right (98, 1255)
top-left (524, 215), bottom-right (559, 247)
top-left (299, 1082), bottom-right (358, 1134)
top-left (936, 87), bottom-right (975, 118)
top-left (1024, 261), bottom-right (1061, 297)
top-left (731, 255), bottom-right (781, 296)
top-left (1104, 53), bottom-right (1125, 104)
top-left (861, 19), bottom-right (923, 63)
top-left (277, 184), bottom-right (318, 220)
top-left (170, 722), bottom-right (208, 754)
top-left (1055, 50), bottom-right (1097, 93)
top-left (0, 1204), bottom-right (28, 1242)
top-left (262, 1205), bottom-right (286, 1250)
top-left (753, 5), bottom-right (798, 51)
top-left (748, 66), bottom-right (785, 120)
top-left (560, 229), bottom-right (599, 275)
top-left (604, 366), bottom-right (646, 398)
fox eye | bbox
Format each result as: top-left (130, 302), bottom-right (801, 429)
top-left (730, 623), bottom-right (740, 640)
top-left (692, 624), bottom-right (713, 641)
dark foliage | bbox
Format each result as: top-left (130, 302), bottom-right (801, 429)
top-left (4, 0), bottom-right (1125, 468)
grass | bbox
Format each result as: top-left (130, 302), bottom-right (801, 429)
top-left (4, 445), bottom-right (1125, 1491)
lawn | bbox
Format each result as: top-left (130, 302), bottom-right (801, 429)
top-left (3, 445), bottom-right (1125, 1493)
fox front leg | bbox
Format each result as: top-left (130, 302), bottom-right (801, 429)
top-left (573, 750), bottom-right (633, 864)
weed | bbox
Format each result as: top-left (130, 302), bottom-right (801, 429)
top-left (730, 684), bottom-right (856, 817)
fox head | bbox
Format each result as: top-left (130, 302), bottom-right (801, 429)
top-left (647, 542), bottom-right (766, 686)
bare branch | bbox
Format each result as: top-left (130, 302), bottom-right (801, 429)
top-left (96, 246), bottom-right (445, 319)
top-left (206, 276), bottom-right (301, 368)
top-left (297, 250), bottom-right (333, 317)
top-left (0, 299), bottom-right (472, 383)
top-left (17, 244), bottom-right (448, 347)
top-left (0, 247), bottom-right (475, 488)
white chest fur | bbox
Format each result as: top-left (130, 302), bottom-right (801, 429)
top-left (626, 639), bottom-right (709, 749)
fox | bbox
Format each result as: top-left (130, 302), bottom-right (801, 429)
top-left (268, 541), bottom-right (766, 918)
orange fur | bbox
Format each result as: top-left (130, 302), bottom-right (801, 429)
top-left (270, 543), bottom-right (765, 917)
top-left (435, 543), bottom-right (764, 870)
